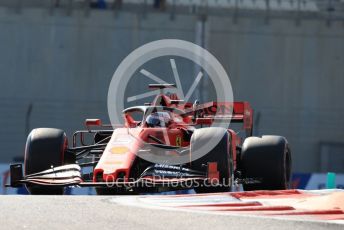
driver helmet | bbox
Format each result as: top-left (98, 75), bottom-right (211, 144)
top-left (146, 112), bottom-right (172, 127)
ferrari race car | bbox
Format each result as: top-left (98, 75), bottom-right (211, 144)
top-left (8, 84), bottom-right (292, 195)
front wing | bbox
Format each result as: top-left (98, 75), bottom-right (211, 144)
top-left (7, 163), bottom-right (220, 190)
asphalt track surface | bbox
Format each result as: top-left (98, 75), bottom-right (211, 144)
top-left (0, 195), bottom-right (342, 230)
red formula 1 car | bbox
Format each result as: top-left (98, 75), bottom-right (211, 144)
top-left (8, 84), bottom-right (291, 195)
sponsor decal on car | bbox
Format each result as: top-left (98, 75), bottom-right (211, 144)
top-left (110, 146), bottom-right (129, 154)
top-left (176, 136), bottom-right (182, 147)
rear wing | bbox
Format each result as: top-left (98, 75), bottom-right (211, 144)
top-left (190, 101), bottom-right (253, 136)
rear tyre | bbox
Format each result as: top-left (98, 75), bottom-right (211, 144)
top-left (24, 128), bottom-right (68, 195)
top-left (241, 135), bottom-right (292, 191)
top-left (190, 127), bottom-right (233, 193)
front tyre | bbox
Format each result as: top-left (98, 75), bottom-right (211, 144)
top-left (190, 127), bottom-right (233, 193)
top-left (24, 128), bottom-right (68, 195)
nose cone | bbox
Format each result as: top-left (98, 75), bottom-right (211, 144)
top-left (94, 128), bottom-right (142, 182)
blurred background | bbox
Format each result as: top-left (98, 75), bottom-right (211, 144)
top-left (0, 0), bottom-right (343, 192)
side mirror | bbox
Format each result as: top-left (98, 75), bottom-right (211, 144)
top-left (85, 119), bottom-right (102, 128)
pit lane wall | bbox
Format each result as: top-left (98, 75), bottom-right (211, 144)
top-left (1, 163), bottom-right (344, 194)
